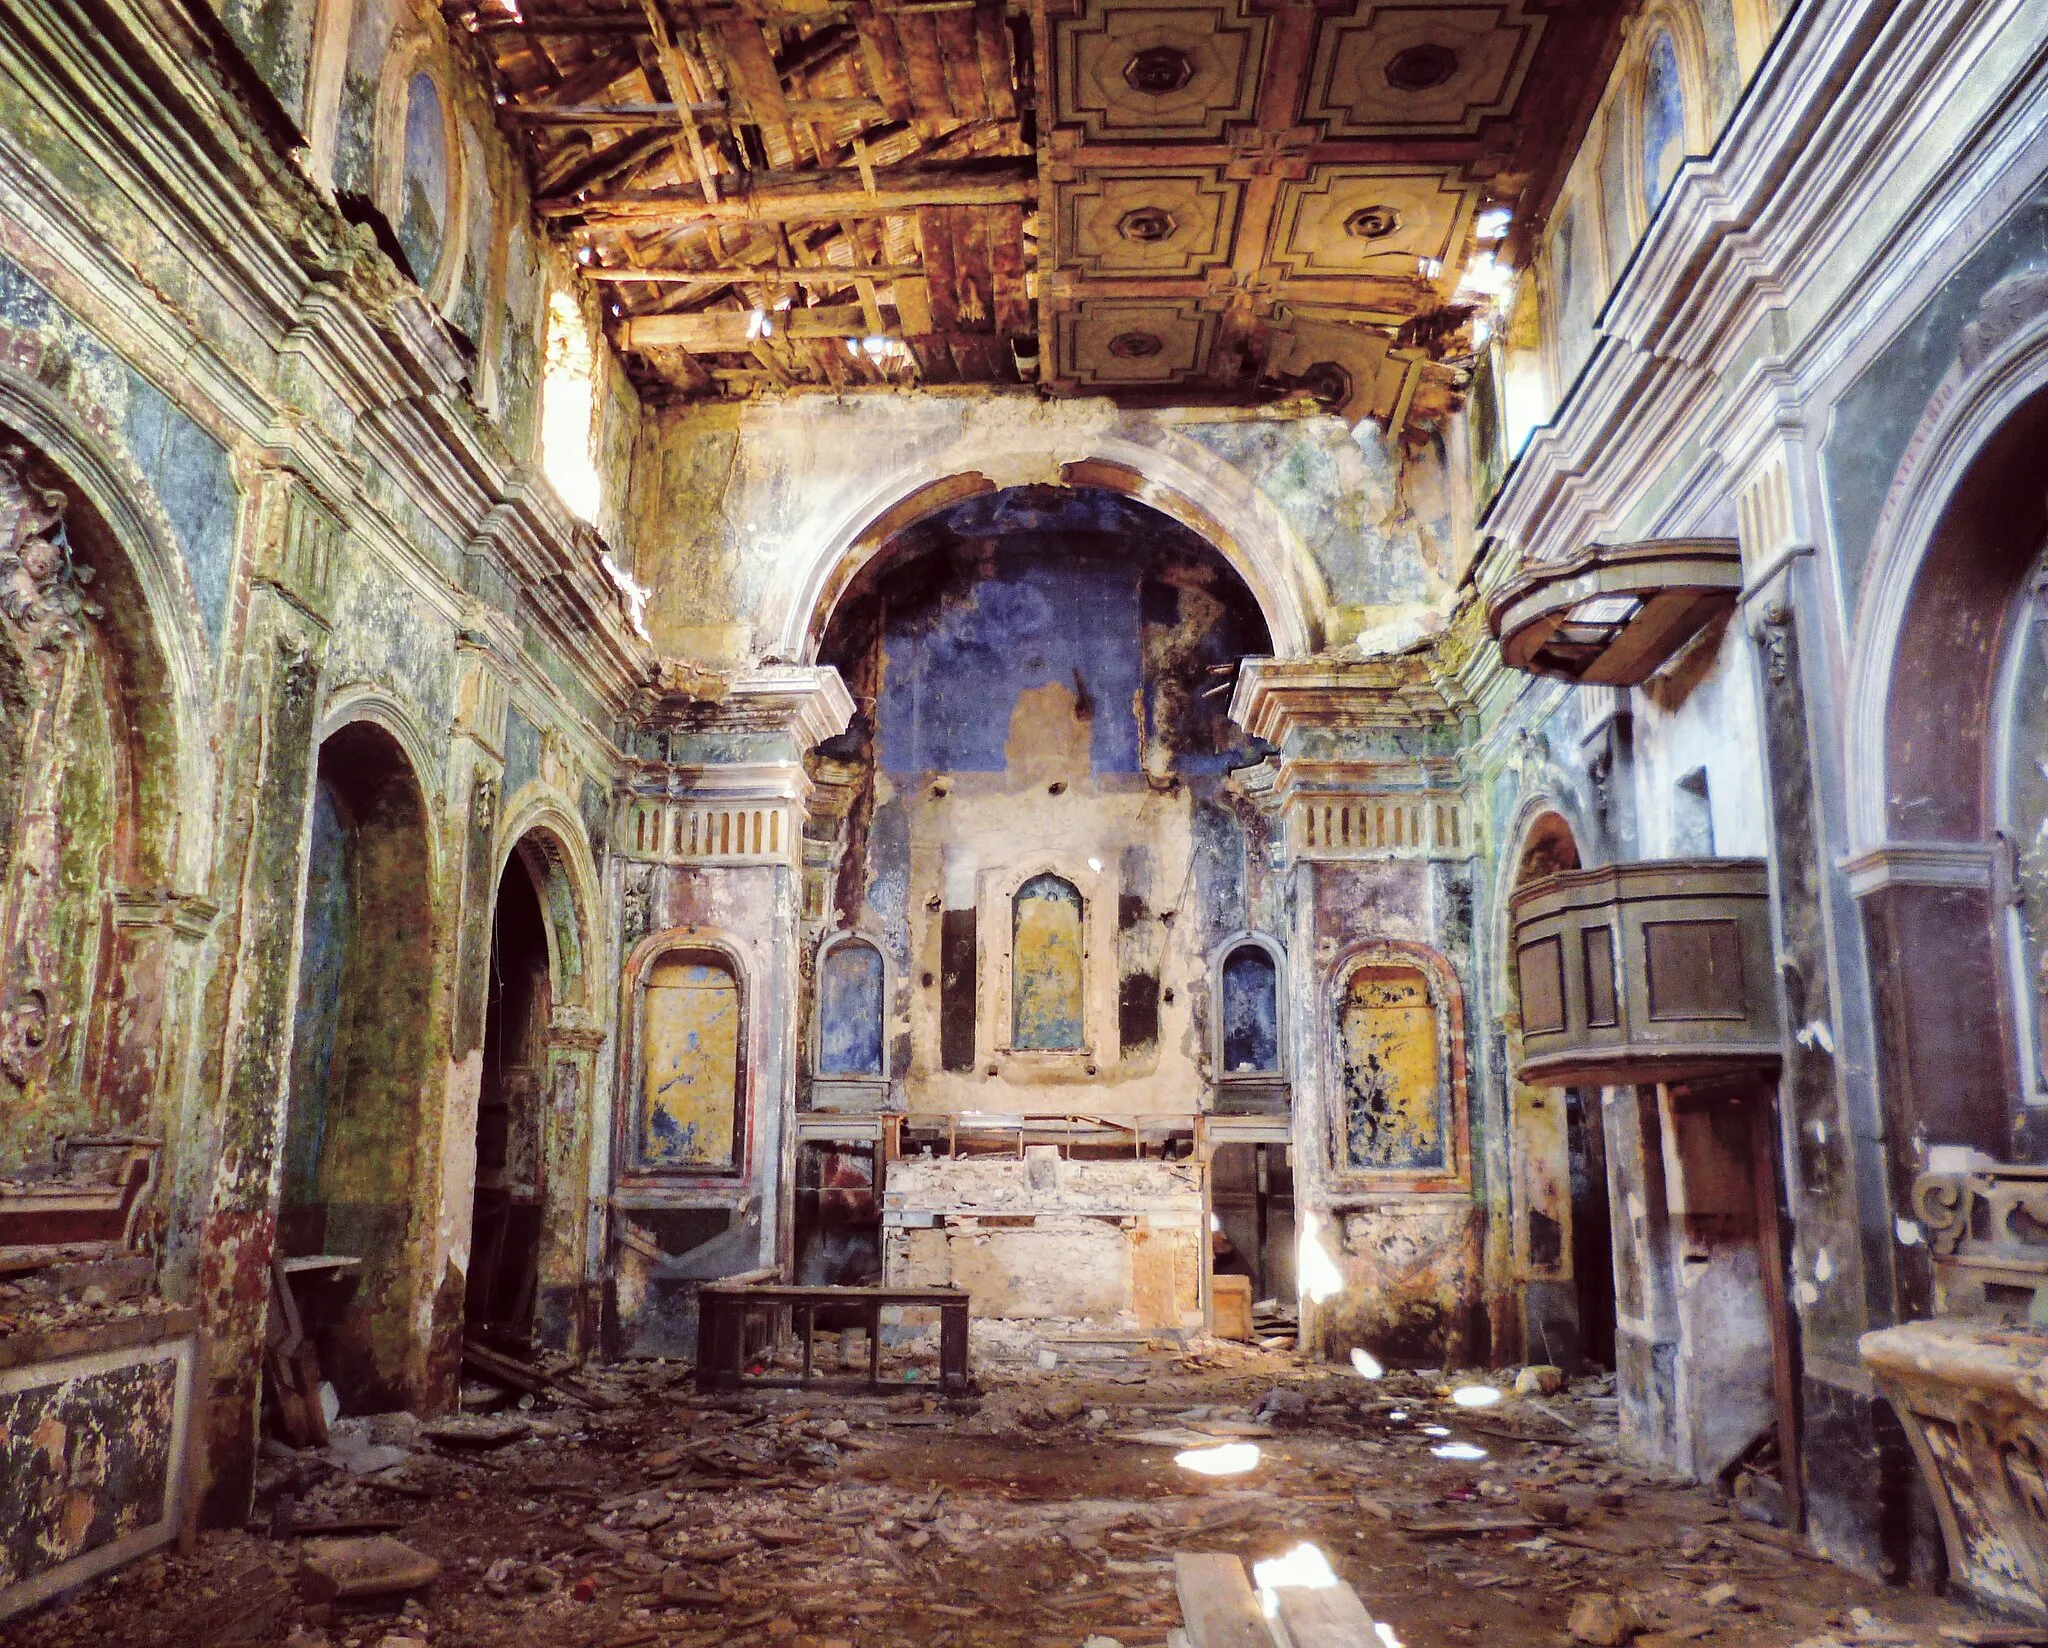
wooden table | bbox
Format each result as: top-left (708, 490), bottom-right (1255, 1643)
top-left (695, 1283), bottom-right (970, 1393)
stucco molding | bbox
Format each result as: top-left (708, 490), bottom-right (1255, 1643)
top-left (1318, 937), bottom-right (1473, 1199)
top-left (315, 686), bottom-right (452, 885)
top-left (1840, 842), bottom-right (1996, 901)
top-left (0, 367), bottom-right (217, 891)
top-left (499, 793), bottom-right (607, 1016)
top-left (1842, 303), bottom-right (2048, 854)
top-left (770, 423), bottom-right (1325, 665)
top-left (1208, 929), bottom-right (1290, 1085)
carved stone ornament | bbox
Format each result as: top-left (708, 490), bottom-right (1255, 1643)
top-left (0, 444), bottom-right (98, 647)
top-left (472, 772), bottom-right (501, 836)
top-left (275, 627), bottom-right (318, 710)
top-left (1753, 598), bottom-right (1793, 687)
top-left (1959, 269), bottom-right (2048, 375)
top-left (0, 984), bottom-right (49, 1085)
top-left (1108, 331), bottom-right (1165, 360)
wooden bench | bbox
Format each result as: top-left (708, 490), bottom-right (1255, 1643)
top-left (694, 1283), bottom-right (970, 1393)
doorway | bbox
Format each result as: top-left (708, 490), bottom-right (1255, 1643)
top-left (281, 721), bottom-right (436, 1411)
top-left (466, 853), bottom-right (550, 1348)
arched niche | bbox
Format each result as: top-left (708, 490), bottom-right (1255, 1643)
top-left (622, 936), bottom-right (750, 1178)
top-left (1210, 931), bottom-right (1289, 1119)
top-left (778, 451), bottom-right (1322, 665)
top-left (1325, 941), bottom-right (1469, 1194)
top-left (1012, 873), bottom-right (1086, 1052)
top-left (1498, 805), bottom-right (1615, 1371)
top-left (0, 425), bottom-right (203, 1166)
top-left (1847, 301), bottom-right (2048, 1159)
top-left (281, 717), bottom-right (438, 1412)
top-left (814, 930), bottom-right (888, 1083)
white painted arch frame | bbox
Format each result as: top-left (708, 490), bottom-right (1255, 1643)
top-left (766, 428), bottom-right (1327, 664)
top-left (812, 927), bottom-right (892, 1084)
top-left (1210, 929), bottom-right (1289, 1081)
top-left (1842, 295), bottom-right (2048, 856)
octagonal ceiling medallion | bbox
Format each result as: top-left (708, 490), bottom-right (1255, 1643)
top-left (1055, 0), bottom-right (1271, 142)
top-left (1305, 0), bottom-right (1546, 138)
top-left (1055, 299), bottom-right (1218, 387)
top-left (1269, 167), bottom-right (1481, 278)
top-left (1059, 169), bottom-right (1244, 276)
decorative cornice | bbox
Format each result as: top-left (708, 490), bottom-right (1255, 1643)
top-left (1228, 654), bottom-right (1464, 747)
top-left (1841, 841), bottom-right (1996, 899)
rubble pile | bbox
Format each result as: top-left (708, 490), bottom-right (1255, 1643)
top-left (1, 1346), bottom-right (2008, 1648)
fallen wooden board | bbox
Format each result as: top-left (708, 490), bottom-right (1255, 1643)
top-left (1399, 1516), bottom-right (1544, 1538)
top-left (1276, 1582), bottom-right (1379, 1648)
top-left (1174, 1552), bottom-right (1274, 1648)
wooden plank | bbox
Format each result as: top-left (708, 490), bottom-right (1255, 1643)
top-left (504, 97), bottom-right (886, 126)
top-left (1749, 1087), bottom-right (1805, 1534)
top-left (547, 167), bottom-right (1036, 223)
top-left (1274, 1584), bottom-right (1377, 1648)
top-left (947, 204), bottom-right (993, 331)
top-left (588, 263), bottom-right (926, 283)
top-left (892, 274), bottom-right (935, 333)
top-left (932, 7), bottom-right (984, 118)
top-left (891, 10), bottom-right (951, 122)
top-left (1173, 1553), bottom-right (1273, 1648)
top-left (853, 0), bottom-right (916, 121)
top-left (718, 17), bottom-right (794, 133)
top-left (987, 202), bottom-right (1029, 334)
top-left (918, 206), bottom-right (961, 328)
top-left (974, 1), bottom-right (1014, 119)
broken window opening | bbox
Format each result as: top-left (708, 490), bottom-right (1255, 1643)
top-left (541, 288), bottom-right (601, 525)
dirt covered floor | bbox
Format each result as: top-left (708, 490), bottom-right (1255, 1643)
top-left (0, 1342), bottom-right (2002, 1648)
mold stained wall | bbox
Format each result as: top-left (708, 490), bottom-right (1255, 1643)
top-left (0, 0), bottom-right (647, 1523)
top-left (626, 394), bottom-right (1464, 665)
top-left (815, 489), bottom-right (1274, 1118)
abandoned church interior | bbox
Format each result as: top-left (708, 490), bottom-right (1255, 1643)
top-left (4, 0), bottom-right (2048, 1640)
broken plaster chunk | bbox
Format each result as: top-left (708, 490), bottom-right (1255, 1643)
top-left (299, 1536), bottom-right (441, 1603)
top-left (1515, 1364), bottom-right (1564, 1395)
top-left (421, 1414), bottom-right (531, 1449)
top-left (1568, 1592), bottom-right (1644, 1646)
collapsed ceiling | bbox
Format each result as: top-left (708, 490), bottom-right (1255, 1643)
top-left (456, 0), bottom-right (1626, 430)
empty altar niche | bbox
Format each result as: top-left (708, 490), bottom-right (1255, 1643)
top-left (1293, 793), bottom-right (1467, 860)
top-left (624, 799), bottom-right (791, 864)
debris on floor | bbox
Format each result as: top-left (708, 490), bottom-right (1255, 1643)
top-left (1, 1343), bottom-right (2010, 1648)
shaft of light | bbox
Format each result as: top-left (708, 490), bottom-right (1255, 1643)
top-left (1376, 1625), bottom-right (1405, 1648)
top-left (1450, 1384), bottom-right (1502, 1408)
top-left (1175, 1441), bottom-right (1261, 1476)
top-left (1253, 1542), bottom-right (1338, 1617)
top-left (1432, 1442), bottom-right (1488, 1461)
top-left (1350, 1347), bottom-right (1384, 1380)
top-left (1299, 1212), bottom-right (1345, 1304)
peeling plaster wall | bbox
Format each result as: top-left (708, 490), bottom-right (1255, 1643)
top-left (0, 0), bottom-right (640, 1535)
top-left (883, 1153), bottom-right (1204, 1331)
top-left (628, 394), bottom-right (1462, 666)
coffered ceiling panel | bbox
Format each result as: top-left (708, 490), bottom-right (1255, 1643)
top-left (1060, 169), bottom-right (1244, 277)
top-left (1304, 0), bottom-right (1547, 138)
top-left (1056, 300), bottom-right (1219, 387)
top-left (1053, 0), bottom-right (1271, 143)
top-left (1268, 167), bottom-right (1481, 280)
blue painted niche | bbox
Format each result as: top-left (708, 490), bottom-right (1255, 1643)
top-left (1220, 944), bottom-right (1280, 1074)
top-left (818, 938), bottom-right (886, 1076)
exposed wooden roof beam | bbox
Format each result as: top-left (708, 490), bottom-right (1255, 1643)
top-left (587, 264), bottom-right (926, 282)
top-left (544, 158), bottom-right (1034, 222)
top-left (505, 97), bottom-right (889, 126)
top-left (621, 303), bottom-right (900, 351)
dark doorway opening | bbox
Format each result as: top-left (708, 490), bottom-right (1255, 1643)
top-left (1210, 1142), bottom-right (1296, 1305)
top-left (467, 853), bottom-right (550, 1348)
top-left (1565, 1087), bottom-right (1617, 1371)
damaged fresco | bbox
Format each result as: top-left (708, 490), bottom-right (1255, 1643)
top-left (638, 956), bottom-right (742, 1173)
top-left (1338, 964), bottom-right (1446, 1173)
